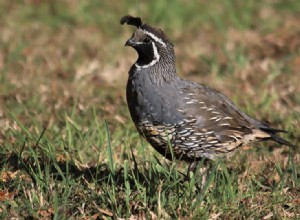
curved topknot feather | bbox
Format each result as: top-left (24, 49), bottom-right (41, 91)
top-left (120, 15), bottom-right (142, 28)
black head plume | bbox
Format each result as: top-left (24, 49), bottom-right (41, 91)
top-left (120, 15), bottom-right (142, 28)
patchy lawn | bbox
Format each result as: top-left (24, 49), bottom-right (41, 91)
top-left (0, 0), bottom-right (299, 219)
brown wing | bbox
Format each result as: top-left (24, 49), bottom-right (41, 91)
top-left (178, 83), bottom-right (259, 144)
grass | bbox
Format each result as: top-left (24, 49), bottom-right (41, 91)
top-left (0, 0), bottom-right (300, 219)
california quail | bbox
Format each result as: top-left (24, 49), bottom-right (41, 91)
top-left (120, 15), bottom-right (295, 164)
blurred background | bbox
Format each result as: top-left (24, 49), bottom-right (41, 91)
top-left (0, 0), bottom-right (300, 219)
top-left (0, 0), bottom-right (300, 218)
top-left (1, 0), bottom-right (299, 152)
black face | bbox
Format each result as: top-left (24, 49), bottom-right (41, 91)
top-left (126, 36), bottom-right (155, 66)
top-left (135, 38), bottom-right (155, 66)
top-left (126, 34), bottom-right (156, 67)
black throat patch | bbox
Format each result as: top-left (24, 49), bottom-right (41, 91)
top-left (135, 42), bottom-right (159, 68)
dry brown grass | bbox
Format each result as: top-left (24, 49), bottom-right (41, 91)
top-left (0, 0), bottom-right (299, 219)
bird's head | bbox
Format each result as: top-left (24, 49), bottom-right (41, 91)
top-left (120, 15), bottom-right (174, 70)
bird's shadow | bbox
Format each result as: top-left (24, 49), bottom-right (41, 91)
top-left (0, 151), bottom-right (192, 192)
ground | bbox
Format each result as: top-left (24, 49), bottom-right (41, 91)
top-left (0, 0), bottom-right (299, 219)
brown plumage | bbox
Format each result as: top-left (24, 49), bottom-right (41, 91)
top-left (121, 15), bottom-right (295, 165)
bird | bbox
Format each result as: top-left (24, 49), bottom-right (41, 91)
top-left (120, 15), bottom-right (295, 172)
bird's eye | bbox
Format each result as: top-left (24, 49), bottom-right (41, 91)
top-left (143, 38), bottom-right (151, 44)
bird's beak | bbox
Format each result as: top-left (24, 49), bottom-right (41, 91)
top-left (125, 38), bottom-right (136, 47)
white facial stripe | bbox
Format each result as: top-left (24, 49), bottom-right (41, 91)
top-left (141, 29), bottom-right (166, 47)
top-left (135, 42), bottom-right (160, 70)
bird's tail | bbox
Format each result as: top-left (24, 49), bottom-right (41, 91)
top-left (260, 127), bottom-right (296, 148)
